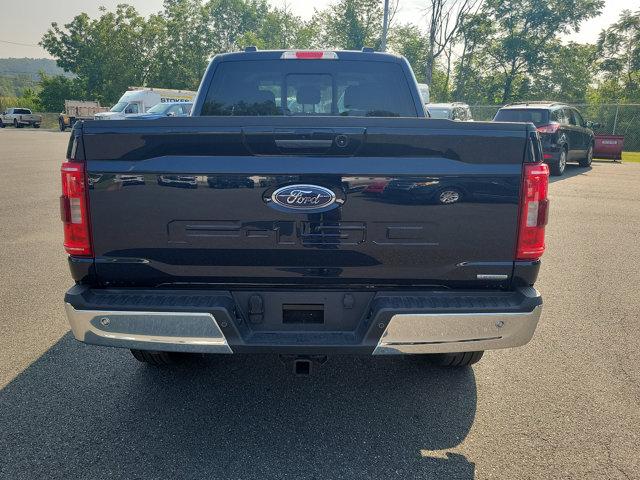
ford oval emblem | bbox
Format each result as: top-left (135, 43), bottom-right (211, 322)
top-left (268, 184), bottom-right (339, 213)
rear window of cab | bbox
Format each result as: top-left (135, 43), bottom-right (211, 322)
top-left (201, 60), bottom-right (418, 118)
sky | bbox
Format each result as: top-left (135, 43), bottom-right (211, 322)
top-left (0, 0), bottom-right (635, 58)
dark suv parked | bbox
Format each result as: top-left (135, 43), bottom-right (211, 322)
top-left (494, 102), bottom-right (595, 176)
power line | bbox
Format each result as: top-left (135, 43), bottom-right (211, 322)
top-left (0, 39), bottom-right (42, 48)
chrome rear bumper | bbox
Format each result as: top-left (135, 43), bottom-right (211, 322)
top-left (65, 304), bottom-right (233, 353)
top-left (372, 305), bottom-right (542, 355)
top-left (64, 286), bottom-right (542, 355)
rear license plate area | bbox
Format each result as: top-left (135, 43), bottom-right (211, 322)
top-left (282, 304), bottom-right (324, 324)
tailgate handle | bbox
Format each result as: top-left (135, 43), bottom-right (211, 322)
top-left (275, 139), bottom-right (333, 149)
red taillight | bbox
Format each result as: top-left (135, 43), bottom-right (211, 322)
top-left (516, 163), bottom-right (549, 261)
top-left (536, 123), bottom-right (560, 134)
top-left (60, 161), bottom-right (92, 256)
top-left (543, 153), bottom-right (553, 159)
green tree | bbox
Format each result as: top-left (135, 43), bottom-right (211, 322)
top-left (423, 0), bottom-right (481, 87)
top-left (429, 65), bottom-right (454, 102)
top-left (39, 0), bottom-right (318, 100)
top-left (452, 13), bottom-right (494, 101)
top-left (482, 0), bottom-right (603, 103)
top-left (595, 9), bottom-right (640, 102)
top-left (0, 95), bottom-right (42, 112)
top-left (19, 88), bottom-right (42, 111)
top-left (146, 0), bottom-right (210, 90)
top-left (40, 5), bottom-right (159, 104)
top-left (37, 73), bottom-right (84, 112)
top-left (205, 0), bottom-right (270, 52)
top-left (389, 24), bottom-right (428, 82)
top-left (239, 4), bottom-right (318, 50)
top-left (315, 0), bottom-right (383, 50)
top-left (387, 24), bottom-right (449, 101)
top-left (0, 75), bottom-right (38, 97)
top-left (529, 42), bottom-right (596, 103)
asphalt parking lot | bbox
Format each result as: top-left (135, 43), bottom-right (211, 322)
top-left (0, 128), bottom-right (638, 480)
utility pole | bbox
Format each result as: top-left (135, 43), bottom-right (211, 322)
top-left (381, 0), bottom-right (390, 51)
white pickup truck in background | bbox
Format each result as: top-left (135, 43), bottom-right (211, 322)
top-left (1, 108), bottom-right (42, 128)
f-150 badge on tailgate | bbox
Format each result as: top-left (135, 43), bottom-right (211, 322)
top-left (267, 184), bottom-right (341, 213)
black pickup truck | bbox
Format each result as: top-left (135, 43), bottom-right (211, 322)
top-left (61, 49), bottom-right (548, 372)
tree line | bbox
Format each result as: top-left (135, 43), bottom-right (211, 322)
top-left (16, 0), bottom-right (640, 111)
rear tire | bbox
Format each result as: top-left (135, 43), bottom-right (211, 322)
top-left (33, 124), bottom-right (40, 128)
top-left (130, 349), bottom-right (176, 366)
top-left (578, 144), bottom-right (593, 168)
top-left (425, 351), bottom-right (484, 367)
top-left (550, 148), bottom-right (567, 176)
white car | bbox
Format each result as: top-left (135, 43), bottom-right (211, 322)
top-left (426, 102), bottom-right (473, 121)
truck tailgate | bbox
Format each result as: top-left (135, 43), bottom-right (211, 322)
top-left (81, 117), bottom-right (531, 288)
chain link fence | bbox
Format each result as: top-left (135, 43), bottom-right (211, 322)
top-left (471, 104), bottom-right (640, 152)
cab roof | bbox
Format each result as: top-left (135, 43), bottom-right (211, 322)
top-left (214, 49), bottom-right (404, 63)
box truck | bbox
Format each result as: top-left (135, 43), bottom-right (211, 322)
top-left (94, 87), bottom-right (196, 120)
